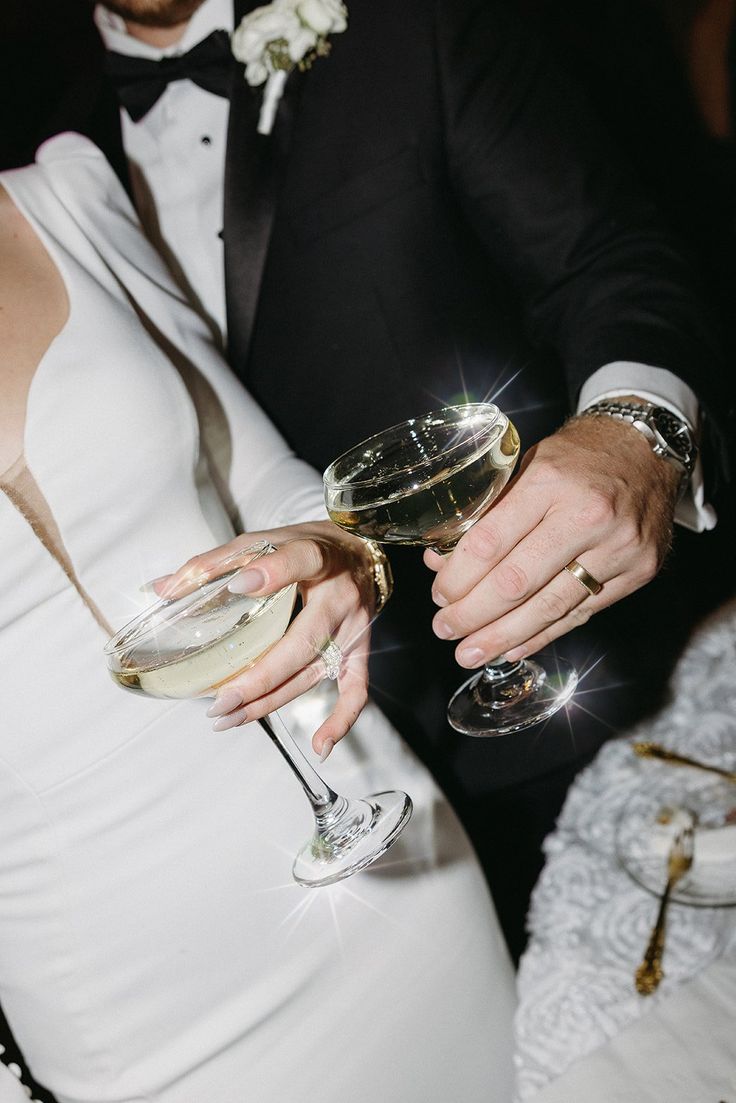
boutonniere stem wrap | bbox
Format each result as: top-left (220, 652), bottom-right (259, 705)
top-left (232, 0), bottom-right (348, 134)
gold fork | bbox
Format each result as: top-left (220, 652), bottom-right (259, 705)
top-left (635, 825), bottom-right (694, 996)
top-left (633, 741), bottom-right (736, 784)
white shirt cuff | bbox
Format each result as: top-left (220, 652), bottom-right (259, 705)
top-left (577, 362), bottom-right (716, 533)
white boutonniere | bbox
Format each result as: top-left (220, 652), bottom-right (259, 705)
top-left (232, 0), bottom-right (348, 135)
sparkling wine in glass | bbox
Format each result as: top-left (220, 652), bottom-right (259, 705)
top-left (104, 541), bottom-right (412, 886)
top-left (323, 404), bottom-right (578, 736)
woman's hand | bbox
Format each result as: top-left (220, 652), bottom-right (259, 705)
top-left (155, 522), bottom-right (379, 757)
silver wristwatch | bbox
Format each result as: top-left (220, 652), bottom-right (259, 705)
top-left (581, 400), bottom-right (697, 497)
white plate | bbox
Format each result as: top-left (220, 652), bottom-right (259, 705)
top-left (615, 774), bottom-right (736, 907)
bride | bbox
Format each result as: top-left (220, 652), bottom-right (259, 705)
top-left (0, 133), bottom-right (515, 1103)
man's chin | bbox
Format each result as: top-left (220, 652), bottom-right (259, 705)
top-left (99, 0), bottom-right (206, 28)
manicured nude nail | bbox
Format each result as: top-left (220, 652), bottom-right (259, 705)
top-left (504, 646), bottom-right (525, 662)
top-left (212, 706), bottom-right (248, 732)
top-left (228, 568), bottom-right (267, 594)
top-left (433, 591), bottom-right (448, 607)
top-left (433, 620), bottom-right (453, 639)
top-left (206, 688), bottom-right (244, 717)
top-left (139, 575), bottom-right (171, 594)
top-left (458, 647), bottom-right (484, 668)
top-left (319, 739), bottom-right (335, 762)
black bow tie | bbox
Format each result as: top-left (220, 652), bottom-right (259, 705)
top-left (106, 30), bottom-right (236, 122)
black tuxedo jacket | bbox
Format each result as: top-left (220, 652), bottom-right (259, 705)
top-left (42, 0), bottom-right (730, 471)
top-left (37, 0), bottom-right (733, 788)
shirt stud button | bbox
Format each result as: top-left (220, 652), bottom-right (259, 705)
top-left (201, 135), bottom-right (212, 146)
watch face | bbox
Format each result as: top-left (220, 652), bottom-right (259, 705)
top-left (651, 408), bottom-right (693, 461)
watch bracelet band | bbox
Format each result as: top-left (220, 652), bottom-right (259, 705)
top-left (579, 400), bottom-right (696, 485)
top-left (363, 539), bottom-right (393, 614)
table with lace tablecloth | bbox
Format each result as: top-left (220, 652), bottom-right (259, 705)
top-left (514, 600), bottom-right (736, 1102)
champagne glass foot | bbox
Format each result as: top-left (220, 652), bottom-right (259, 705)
top-left (447, 656), bottom-right (577, 736)
top-left (293, 790), bottom-right (413, 887)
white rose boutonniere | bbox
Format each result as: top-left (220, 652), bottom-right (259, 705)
top-left (232, 0), bottom-right (348, 135)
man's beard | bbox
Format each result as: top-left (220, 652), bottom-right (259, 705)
top-left (98, 0), bottom-right (208, 27)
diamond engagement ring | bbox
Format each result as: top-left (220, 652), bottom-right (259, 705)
top-left (319, 640), bottom-right (343, 680)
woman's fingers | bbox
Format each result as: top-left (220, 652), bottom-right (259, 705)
top-left (147, 523), bottom-right (377, 746)
top-left (227, 538), bottom-right (328, 596)
top-left (153, 535), bottom-right (275, 599)
top-left (205, 628), bottom-right (371, 754)
top-left (156, 533), bottom-right (344, 602)
top-left (311, 649), bottom-right (370, 754)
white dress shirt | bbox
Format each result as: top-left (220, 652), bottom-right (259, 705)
top-left (95, 0), bottom-right (714, 530)
top-left (95, 0), bottom-right (233, 344)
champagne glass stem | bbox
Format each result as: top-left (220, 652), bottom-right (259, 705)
top-left (475, 659), bottom-right (536, 704)
top-left (260, 711), bottom-right (412, 888)
top-left (483, 659), bottom-right (521, 678)
top-left (258, 712), bottom-right (338, 814)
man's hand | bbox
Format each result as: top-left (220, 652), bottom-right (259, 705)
top-left (424, 414), bottom-right (681, 667)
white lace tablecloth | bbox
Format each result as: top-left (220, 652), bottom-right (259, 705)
top-left (514, 599), bottom-right (736, 1101)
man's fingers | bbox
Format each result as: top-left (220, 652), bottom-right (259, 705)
top-left (430, 482), bottom-right (548, 605)
top-left (502, 578), bottom-right (631, 661)
top-left (452, 563), bottom-right (630, 669)
top-left (432, 514), bottom-right (592, 640)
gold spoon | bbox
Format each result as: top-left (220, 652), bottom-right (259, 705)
top-left (633, 741), bottom-right (736, 784)
top-left (635, 824), bottom-right (694, 996)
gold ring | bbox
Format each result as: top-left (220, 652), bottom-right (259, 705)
top-left (564, 559), bottom-right (603, 596)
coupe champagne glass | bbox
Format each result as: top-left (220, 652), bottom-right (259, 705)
top-left (104, 541), bottom-right (412, 887)
top-left (323, 404), bottom-right (578, 736)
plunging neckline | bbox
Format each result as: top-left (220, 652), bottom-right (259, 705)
top-left (0, 187), bottom-right (111, 635)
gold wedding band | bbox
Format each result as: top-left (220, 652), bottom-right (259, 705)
top-left (564, 559), bottom-right (603, 596)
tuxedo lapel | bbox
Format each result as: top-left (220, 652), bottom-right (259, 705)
top-left (224, 0), bottom-right (304, 377)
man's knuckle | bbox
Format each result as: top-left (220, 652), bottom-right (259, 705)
top-left (464, 522), bottom-right (502, 562)
top-left (570, 602), bottom-right (594, 626)
top-left (635, 550), bottom-right (659, 584)
top-left (576, 490), bottom-right (615, 529)
top-left (616, 518), bottom-right (643, 550)
top-left (447, 607), bottom-right (474, 637)
top-left (538, 590), bottom-right (569, 624)
top-left (495, 562), bottom-right (529, 601)
top-left (526, 456), bottom-right (559, 486)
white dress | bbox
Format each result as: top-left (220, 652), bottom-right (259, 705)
top-left (0, 134), bottom-right (516, 1103)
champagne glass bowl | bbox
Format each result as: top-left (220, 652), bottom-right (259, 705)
top-left (104, 541), bottom-right (412, 887)
top-left (324, 404), bottom-right (578, 736)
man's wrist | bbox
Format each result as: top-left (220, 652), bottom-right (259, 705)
top-left (578, 396), bottom-right (697, 500)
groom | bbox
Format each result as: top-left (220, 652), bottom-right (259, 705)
top-left (30, 0), bottom-right (732, 950)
